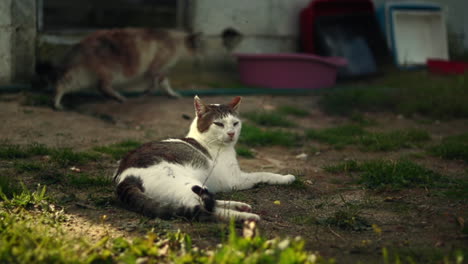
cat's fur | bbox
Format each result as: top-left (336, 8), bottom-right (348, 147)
top-left (114, 96), bottom-right (296, 221)
top-left (53, 28), bottom-right (242, 110)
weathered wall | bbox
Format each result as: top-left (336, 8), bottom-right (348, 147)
top-left (0, 0), bottom-right (36, 84)
top-left (192, 0), bottom-right (467, 58)
top-left (0, 0), bottom-right (14, 84)
top-left (192, 0), bottom-right (310, 55)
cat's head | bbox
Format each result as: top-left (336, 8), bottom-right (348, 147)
top-left (190, 96), bottom-right (242, 146)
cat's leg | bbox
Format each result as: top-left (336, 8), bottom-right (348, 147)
top-left (216, 200), bottom-right (252, 212)
top-left (144, 74), bottom-right (160, 95)
top-left (54, 84), bottom-right (66, 110)
top-left (98, 78), bottom-right (126, 103)
top-left (214, 207), bottom-right (260, 222)
top-left (232, 172), bottom-right (296, 191)
top-left (159, 77), bottom-right (181, 98)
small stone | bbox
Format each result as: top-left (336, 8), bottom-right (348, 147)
top-left (295, 153), bottom-right (308, 160)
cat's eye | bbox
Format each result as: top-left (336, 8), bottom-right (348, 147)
top-left (213, 122), bottom-right (224, 127)
top-left (233, 122), bottom-right (239, 126)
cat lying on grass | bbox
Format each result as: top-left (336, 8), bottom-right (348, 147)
top-left (53, 28), bottom-right (242, 110)
top-left (114, 96), bottom-right (296, 221)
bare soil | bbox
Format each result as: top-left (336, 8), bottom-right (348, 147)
top-left (1, 84), bottom-right (467, 263)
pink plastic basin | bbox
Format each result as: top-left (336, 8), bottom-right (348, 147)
top-left (235, 53), bottom-right (347, 89)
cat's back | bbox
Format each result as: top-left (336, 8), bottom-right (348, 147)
top-left (114, 138), bottom-right (211, 181)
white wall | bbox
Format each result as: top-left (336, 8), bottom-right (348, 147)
top-left (0, 0), bottom-right (13, 84)
top-left (0, 0), bottom-right (36, 84)
top-left (192, 0), bottom-right (467, 55)
top-left (192, 0), bottom-right (310, 54)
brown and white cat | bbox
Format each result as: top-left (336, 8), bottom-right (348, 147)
top-left (114, 96), bottom-right (296, 221)
top-left (53, 28), bottom-right (242, 110)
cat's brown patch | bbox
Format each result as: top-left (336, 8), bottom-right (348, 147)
top-left (78, 29), bottom-right (140, 78)
top-left (115, 138), bottom-right (211, 178)
top-left (197, 104), bottom-right (238, 133)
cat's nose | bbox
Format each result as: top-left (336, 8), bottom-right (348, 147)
top-left (227, 132), bottom-right (235, 138)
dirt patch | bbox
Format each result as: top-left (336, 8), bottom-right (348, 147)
top-left (1, 89), bottom-right (467, 263)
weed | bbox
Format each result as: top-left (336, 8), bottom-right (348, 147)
top-left (325, 159), bottom-right (442, 189)
top-left (290, 215), bottom-right (318, 225)
top-left (429, 133), bottom-right (468, 162)
top-left (68, 173), bottom-right (111, 187)
top-left (306, 125), bottom-right (366, 148)
top-left (236, 146), bottom-right (255, 158)
top-left (360, 129), bottom-right (430, 151)
top-left (287, 177), bottom-right (308, 190)
top-left (244, 111), bottom-right (297, 127)
top-left (307, 125), bottom-right (430, 151)
top-left (324, 208), bottom-right (370, 231)
top-left (0, 188), bottom-right (332, 264)
top-left (324, 160), bottom-right (361, 174)
top-left (22, 93), bottom-right (51, 107)
top-left (0, 142), bottom-right (29, 159)
top-left (0, 175), bottom-right (21, 199)
top-left (349, 112), bottom-right (378, 126)
top-left (50, 148), bottom-right (101, 167)
top-left (240, 123), bottom-right (300, 147)
top-left (278, 105), bottom-right (310, 117)
top-left (94, 139), bottom-right (142, 160)
top-left (320, 71), bottom-right (468, 119)
top-left (13, 160), bottom-right (45, 173)
top-left (383, 247), bottom-right (466, 264)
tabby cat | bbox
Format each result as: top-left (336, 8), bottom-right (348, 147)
top-left (53, 28), bottom-right (242, 110)
top-left (114, 96), bottom-right (295, 221)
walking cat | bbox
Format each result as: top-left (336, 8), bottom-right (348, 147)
top-left (114, 96), bottom-right (296, 221)
top-left (53, 28), bottom-right (242, 110)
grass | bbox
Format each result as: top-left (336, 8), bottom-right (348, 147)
top-left (306, 125), bottom-right (431, 151)
top-left (93, 139), bottom-right (142, 160)
top-left (306, 124), bottom-right (366, 149)
top-left (0, 142), bottom-right (51, 159)
top-left (0, 142), bottom-right (101, 167)
top-left (323, 208), bottom-right (370, 231)
top-left (383, 247), bottom-right (466, 264)
top-left (0, 175), bottom-right (22, 199)
top-left (50, 148), bottom-right (101, 167)
top-left (324, 159), bottom-right (442, 189)
top-left (277, 105), bottom-right (310, 117)
top-left (319, 71), bottom-right (468, 119)
top-left (68, 173), bottom-right (111, 187)
top-left (244, 111), bottom-right (297, 127)
top-left (429, 133), bottom-right (468, 162)
top-left (0, 187), bottom-right (333, 264)
top-left (360, 129), bottom-right (431, 151)
top-left (240, 123), bottom-right (300, 147)
top-left (236, 146), bottom-right (255, 158)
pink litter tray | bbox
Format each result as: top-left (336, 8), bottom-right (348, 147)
top-left (235, 53), bottom-right (347, 89)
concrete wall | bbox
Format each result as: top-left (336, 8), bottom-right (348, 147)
top-left (192, 0), bottom-right (467, 58)
top-left (0, 0), bottom-right (36, 85)
top-left (192, 0), bottom-right (310, 54)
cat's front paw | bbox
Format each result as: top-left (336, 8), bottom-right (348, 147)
top-left (282, 174), bottom-right (296, 184)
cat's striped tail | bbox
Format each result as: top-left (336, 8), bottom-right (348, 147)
top-left (116, 175), bottom-right (215, 220)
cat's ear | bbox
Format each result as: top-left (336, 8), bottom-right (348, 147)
top-left (229, 96), bottom-right (242, 111)
top-left (194, 95), bottom-right (208, 117)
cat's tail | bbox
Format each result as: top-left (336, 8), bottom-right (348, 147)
top-left (116, 175), bottom-right (215, 220)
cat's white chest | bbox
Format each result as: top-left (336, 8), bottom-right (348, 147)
top-left (204, 148), bottom-right (240, 192)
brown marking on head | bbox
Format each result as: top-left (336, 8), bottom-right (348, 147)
top-left (194, 96), bottom-right (241, 133)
